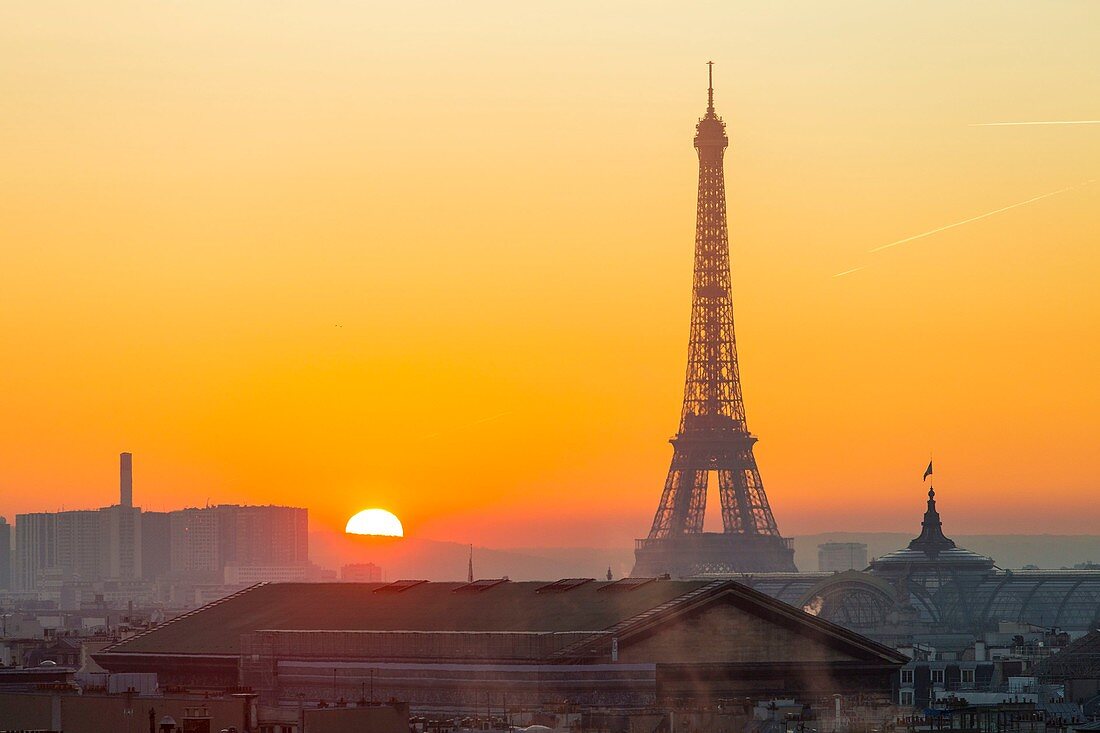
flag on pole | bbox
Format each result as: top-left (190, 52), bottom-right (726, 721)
top-left (923, 460), bottom-right (933, 481)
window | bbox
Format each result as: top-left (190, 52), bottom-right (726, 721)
top-left (901, 670), bottom-right (914, 685)
top-left (931, 669), bottom-right (945, 684)
top-left (962, 669), bottom-right (975, 684)
top-left (900, 691), bottom-right (914, 706)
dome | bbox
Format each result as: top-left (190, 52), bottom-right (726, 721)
top-left (870, 487), bottom-right (994, 574)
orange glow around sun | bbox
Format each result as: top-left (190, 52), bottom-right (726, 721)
top-left (345, 509), bottom-right (404, 537)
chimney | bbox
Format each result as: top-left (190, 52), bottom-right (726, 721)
top-left (120, 452), bottom-right (133, 507)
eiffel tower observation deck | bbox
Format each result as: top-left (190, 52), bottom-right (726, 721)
top-left (632, 65), bottom-right (796, 577)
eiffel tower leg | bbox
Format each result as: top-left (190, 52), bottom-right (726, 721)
top-left (743, 461), bottom-right (781, 535)
top-left (717, 468), bottom-right (748, 534)
top-left (684, 467), bottom-right (709, 534)
top-left (648, 454), bottom-right (707, 539)
top-left (718, 450), bottom-right (780, 536)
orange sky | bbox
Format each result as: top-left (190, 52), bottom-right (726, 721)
top-left (1, 2), bottom-right (1098, 546)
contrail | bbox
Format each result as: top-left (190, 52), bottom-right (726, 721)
top-left (832, 266), bottom-right (864, 278)
top-left (971, 120), bottom-right (1100, 127)
top-left (869, 181), bottom-right (1094, 254)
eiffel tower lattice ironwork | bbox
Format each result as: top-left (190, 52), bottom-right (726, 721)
top-left (632, 64), bottom-right (796, 577)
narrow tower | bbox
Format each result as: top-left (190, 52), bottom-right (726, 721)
top-left (120, 452), bottom-right (133, 508)
top-left (632, 65), bottom-right (796, 577)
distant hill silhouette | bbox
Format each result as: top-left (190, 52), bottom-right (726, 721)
top-left (310, 529), bottom-right (1100, 580)
top-left (795, 532), bottom-right (1100, 571)
top-left (310, 531), bottom-right (632, 582)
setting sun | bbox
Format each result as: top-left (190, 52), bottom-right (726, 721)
top-left (345, 508), bottom-right (404, 538)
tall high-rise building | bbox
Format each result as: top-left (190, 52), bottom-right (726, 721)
top-left (101, 451), bottom-right (142, 580)
top-left (141, 511), bottom-right (171, 581)
top-left (119, 452), bottom-right (133, 508)
top-left (10, 451), bottom-right (307, 592)
top-left (633, 65), bottom-right (796, 577)
top-left (100, 505), bottom-right (142, 580)
top-left (55, 510), bottom-right (102, 581)
top-left (167, 504), bottom-right (309, 580)
top-left (23, 507), bottom-right (143, 584)
top-left (230, 505), bottom-right (308, 567)
top-left (14, 512), bottom-right (56, 591)
top-left (13, 453), bottom-right (143, 593)
top-left (169, 508), bottom-right (222, 580)
top-left (0, 516), bottom-right (11, 591)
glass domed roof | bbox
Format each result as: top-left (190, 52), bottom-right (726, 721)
top-left (870, 487), bottom-right (995, 573)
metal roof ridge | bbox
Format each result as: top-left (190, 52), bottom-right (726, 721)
top-left (549, 579), bottom-right (730, 660)
top-left (100, 582), bottom-right (269, 654)
top-left (717, 581), bottom-right (910, 663)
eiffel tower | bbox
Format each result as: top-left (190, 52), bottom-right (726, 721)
top-left (632, 64), bottom-right (796, 577)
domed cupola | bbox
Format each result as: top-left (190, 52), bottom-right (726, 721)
top-left (870, 485), bottom-right (995, 574)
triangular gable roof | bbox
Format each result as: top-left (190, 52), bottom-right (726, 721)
top-left (552, 579), bottom-right (907, 665)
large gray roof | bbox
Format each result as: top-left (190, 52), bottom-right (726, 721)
top-left (105, 579), bottom-right (712, 656)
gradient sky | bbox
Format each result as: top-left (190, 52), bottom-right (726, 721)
top-left (2, 2), bottom-right (1098, 547)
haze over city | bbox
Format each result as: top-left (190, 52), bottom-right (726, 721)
top-left (6, 4), bottom-right (1100, 732)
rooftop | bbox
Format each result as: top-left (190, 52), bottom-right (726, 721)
top-left (104, 579), bottom-right (712, 656)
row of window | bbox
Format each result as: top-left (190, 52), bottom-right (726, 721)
top-left (900, 668), bottom-right (975, 685)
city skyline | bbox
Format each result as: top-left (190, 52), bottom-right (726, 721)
top-left (2, 1), bottom-right (1099, 547)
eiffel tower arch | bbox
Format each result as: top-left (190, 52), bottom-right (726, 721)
top-left (632, 64), bottom-right (796, 578)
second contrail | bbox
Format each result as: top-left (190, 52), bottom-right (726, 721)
top-left (869, 180), bottom-right (1095, 253)
top-left (971, 120), bottom-right (1100, 127)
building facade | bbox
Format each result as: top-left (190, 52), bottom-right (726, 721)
top-left (167, 505), bottom-right (308, 582)
top-left (140, 510), bottom-right (171, 581)
top-left (10, 454), bottom-right (307, 598)
top-left (818, 542), bottom-right (868, 572)
top-left (14, 512), bottom-right (56, 591)
top-left (97, 579), bottom-right (906, 711)
top-left (0, 516), bottom-right (11, 591)
top-left (55, 510), bottom-right (103, 581)
top-left (341, 563), bottom-right (383, 582)
top-left (168, 507), bottom-right (222, 579)
top-left (98, 504), bottom-right (142, 580)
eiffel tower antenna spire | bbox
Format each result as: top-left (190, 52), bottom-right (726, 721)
top-left (632, 65), bottom-right (795, 577)
top-left (707, 61), bottom-right (715, 113)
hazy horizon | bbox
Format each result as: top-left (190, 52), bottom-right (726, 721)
top-left (307, 529), bottom-right (1100, 582)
